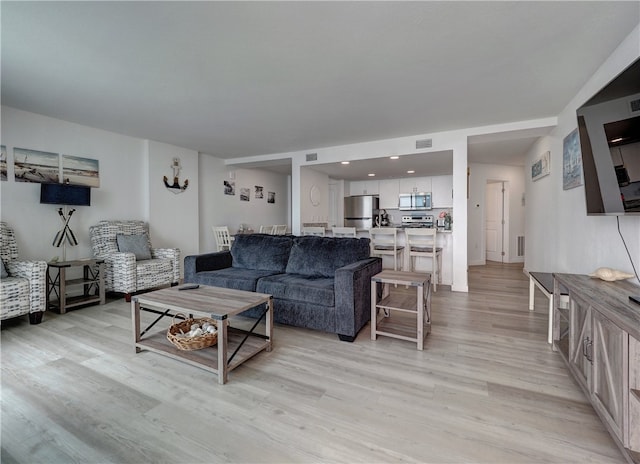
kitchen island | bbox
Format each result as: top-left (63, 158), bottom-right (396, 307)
top-left (351, 227), bottom-right (453, 287)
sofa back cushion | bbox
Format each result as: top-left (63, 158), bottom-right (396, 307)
top-left (231, 234), bottom-right (293, 273)
top-left (286, 236), bottom-right (371, 277)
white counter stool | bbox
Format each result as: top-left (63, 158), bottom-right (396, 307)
top-left (404, 228), bottom-right (442, 292)
top-left (332, 226), bottom-right (356, 237)
top-left (301, 226), bottom-right (325, 236)
top-left (272, 225), bottom-right (288, 235)
top-left (259, 225), bottom-right (274, 234)
top-left (369, 227), bottom-right (404, 271)
top-left (212, 226), bottom-right (234, 251)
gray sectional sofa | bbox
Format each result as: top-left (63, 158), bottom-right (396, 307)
top-left (184, 233), bottom-right (382, 341)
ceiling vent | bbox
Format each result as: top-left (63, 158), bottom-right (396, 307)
top-left (306, 153), bottom-right (318, 162)
top-left (629, 98), bottom-right (640, 114)
top-left (416, 138), bottom-right (433, 149)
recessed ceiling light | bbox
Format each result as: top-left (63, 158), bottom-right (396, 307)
top-left (407, 170), bottom-right (415, 174)
top-left (390, 156), bottom-right (399, 160)
top-left (368, 173), bottom-right (375, 177)
top-left (341, 161), bottom-right (350, 165)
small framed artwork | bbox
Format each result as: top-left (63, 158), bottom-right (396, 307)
top-left (239, 187), bottom-right (250, 201)
top-left (255, 185), bottom-right (264, 199)
top-left (1, 145), bottom-right (7, 181)
top-left (531, 151), bottom-right (550, 182)
top-left (563, 128), bottom-right (583, 190)
top-left (224, 180), bottom-right (235, 195)
top-left (267, 192), bottom-right (275, 204)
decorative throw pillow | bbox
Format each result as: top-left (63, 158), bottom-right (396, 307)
top-left (0, 259), bottom-right (8, 278)
top-left (116, 233), bottom-right (152, 260)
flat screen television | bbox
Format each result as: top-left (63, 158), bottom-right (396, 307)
top-left (40, 182), bottom-right (91, 206)
top-left (576, 57), bottom-right (640, 215)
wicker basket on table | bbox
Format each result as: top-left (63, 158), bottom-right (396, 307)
top-left (167, 313), bottom-right (218, 351)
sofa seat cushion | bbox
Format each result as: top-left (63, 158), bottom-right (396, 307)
top-left (136, 258), bottom-right (173, 290)
top-left (257, 273), bottom-right (335, 306)
top-left (193, 268), bottom-right (283, 292)
top-left (285, 236), bottom-right (371, 277)
top-left (0, 277), bottom-right (30, 319)
top-left (231, 234), bottom-right (293, 273)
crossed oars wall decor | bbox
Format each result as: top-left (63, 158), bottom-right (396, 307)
top-left (52, 207), bottom-right (78, 248)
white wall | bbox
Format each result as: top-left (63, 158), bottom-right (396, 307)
top-left (197, 155), bottom-right (289, 253)
top-left (1, 106), bottom-right (290, 275)
top-left (300, 167), bottom-right (329, 225)
top-left (146, 140), bottom-right (199, 266)
top-left (0, 106), bottom-right (146, 262)
top-left (468, 163), bottom-right (526, 266)
top-left (524, 24), bottom-right (640, 286)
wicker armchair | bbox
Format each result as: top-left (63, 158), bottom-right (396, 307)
top-left (89, 220), bottom-right (180, 300)
top-left (0, 222), bottom-right (48, 324)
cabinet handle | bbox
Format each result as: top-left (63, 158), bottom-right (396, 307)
top-left (586, 339), bottom-right (593, 364)
top-left (582, 337), bottom-right (589, 357)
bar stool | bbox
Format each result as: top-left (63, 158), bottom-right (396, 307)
top-left (212, 226), bottom-right (234, 251)
top-left (332, 227), bottom-right (357, 237)
top-left (404, 228), bottom-right (442, 292)
top-left (272, 225), bottom-right (288, 235)
top-left (301, 226), bottom-right (325, 236)
top-left (369, 227), bottom-right (404, 271)
top-left (259, 225), bottom-right (274, 234)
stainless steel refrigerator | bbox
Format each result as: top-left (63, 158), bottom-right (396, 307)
top-left (344, 195), bottom-right (379, 230)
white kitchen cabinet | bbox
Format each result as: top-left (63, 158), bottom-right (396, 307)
top-left (349, 180), bottom-right (379, 196)
top-left (379, 179), bottom-right (400, 209)
top-left (399, 176), bottom-right (431, 194)
top-left (431, 175), bottom-right (453, 208)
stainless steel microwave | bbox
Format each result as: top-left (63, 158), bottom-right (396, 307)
top-left (399, 192), bottom-right (432, 210)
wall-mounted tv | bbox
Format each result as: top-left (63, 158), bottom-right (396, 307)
top-left (40, 182), bottom-right (91, 206)
top-left (577, 57), bottom-right (640, 215)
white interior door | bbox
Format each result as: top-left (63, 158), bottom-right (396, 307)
top-left (486, 181), bottom-right (504, 263)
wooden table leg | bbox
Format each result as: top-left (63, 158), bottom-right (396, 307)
top-left (266, 298), bottom-right (273, 352)
top-left (218, 320), bottom-right (228, 384)
top-left (417, 284), bottom-right (424, 351)
top-left (371, 280), bottom-right (377, 340)
top-left (131, 298), bottom-right (141, 353)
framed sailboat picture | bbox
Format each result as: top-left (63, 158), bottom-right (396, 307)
top-left (563, 128), bottom-right (583, 190)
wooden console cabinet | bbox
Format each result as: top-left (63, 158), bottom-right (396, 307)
top-left (553, 273), bottom-right (640, 464)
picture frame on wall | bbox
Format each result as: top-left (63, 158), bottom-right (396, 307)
top-left (14, 147), bottom-right (59, 183)
top-left (531, 150), bottom-right (550, 182)
top-left (62, 154), bottom-right (100, 187)
top-left (1, 145), bottom-right (7, 181)
top-left (563, 128), bottom-right (583, 190)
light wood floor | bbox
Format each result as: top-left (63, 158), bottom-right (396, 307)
top-left (1, 263), bottom-right (625, 463)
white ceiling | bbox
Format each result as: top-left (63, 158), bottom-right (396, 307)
top-left (2, 1), bottom-right (639, 177)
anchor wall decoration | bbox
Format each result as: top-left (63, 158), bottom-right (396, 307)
top-left (163, 157), bottom-right (189, 194)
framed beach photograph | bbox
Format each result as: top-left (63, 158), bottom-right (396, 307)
top-left (239, 187), bottom-right (250, 201)
top-left (13, 147), bottom-right (59, 183)
top-left (563, 128), bottom-right (583, 190)
top-left (531, 151), bottom-right (550, 182)
top-left (1, 145), bottom-right (7, 181)
top-left (62, 154), bottom-right (100, 187)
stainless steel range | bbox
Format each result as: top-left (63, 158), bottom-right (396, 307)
top-left (401, 214), bottom-right (434, 228)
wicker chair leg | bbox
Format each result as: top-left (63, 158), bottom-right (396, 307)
top-left (29, 312), bottom-right (44, 325)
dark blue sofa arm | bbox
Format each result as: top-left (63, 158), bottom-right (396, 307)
top-left (184, 251), bottom-right (232, 282)
top-left (334, 257), bottom-right (382, 341)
